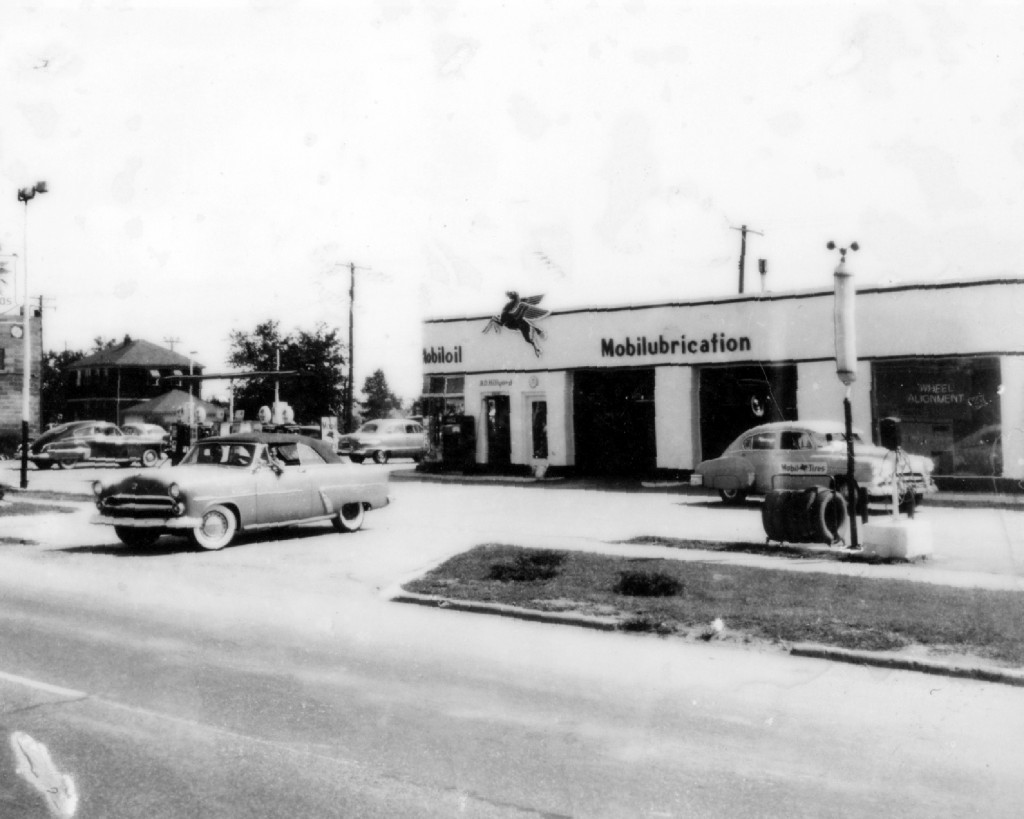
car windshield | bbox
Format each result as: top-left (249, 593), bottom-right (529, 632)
top-left (181, 441), bottom-right (257, 467)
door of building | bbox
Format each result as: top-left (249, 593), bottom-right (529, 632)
top-left (484, 395), bottom-right (511, 465)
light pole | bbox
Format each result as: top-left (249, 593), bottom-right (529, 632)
top-left (830, 239), bottom-right (859, 549)
top-left (17, 181), bottom-right (47, 489)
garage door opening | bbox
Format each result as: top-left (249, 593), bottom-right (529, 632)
top-left (573, 369), bottom-right (655, 476)
top-left (699, 364), bottom-right (797, 461)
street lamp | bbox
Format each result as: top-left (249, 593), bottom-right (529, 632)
top-left (829, 240), bottom-right (859, 549)
top-left (17, 181), bottom-right (47, 489)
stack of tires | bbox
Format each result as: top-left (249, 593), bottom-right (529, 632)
top-left (762, 487), bottom-right (847, 545)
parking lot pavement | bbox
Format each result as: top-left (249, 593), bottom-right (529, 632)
top-left (4, 459), bottom-right (1023, 588)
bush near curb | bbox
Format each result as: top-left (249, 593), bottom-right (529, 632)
top-left (488, 549), bottom-right (567, 583)
top-left (613, 570), bottom-right (683, 597)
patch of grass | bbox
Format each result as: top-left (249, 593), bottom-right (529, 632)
top-left (403, 544), bottom-right (1024, 667)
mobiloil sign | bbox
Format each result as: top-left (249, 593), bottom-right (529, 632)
top-left (423, 345), bottom-right (463, 364)
top-left (600, 332), bottom-right (752, 358)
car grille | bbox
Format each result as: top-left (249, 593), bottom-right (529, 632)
top-left (99, 494), bottom-right (176, 518)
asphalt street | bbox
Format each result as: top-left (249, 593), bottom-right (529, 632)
top-left (1, 460), bottom-right (1023, 817)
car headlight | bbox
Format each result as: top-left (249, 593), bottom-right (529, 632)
top-left (168, 483), bottom-right (181, 499)
top-left (92, 481), bottom-right (103, 497)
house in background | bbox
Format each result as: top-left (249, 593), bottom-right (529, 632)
top-left (67, 337), bottom-right (204, 424)
top-left (121, 389), bottom-right (226, 429)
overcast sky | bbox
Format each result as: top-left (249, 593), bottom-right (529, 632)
top-left (2, 1), bottom-right (1022, 404)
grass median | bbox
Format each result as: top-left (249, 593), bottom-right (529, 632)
top-left (402, 543), bottom-right (1024, 668)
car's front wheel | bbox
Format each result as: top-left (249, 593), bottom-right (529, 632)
top-left (189, 505), bottom-right (238, 550)
top-left (114, 527), bottom-right (161, 548)
top-left (140, 448), bottom-right (160, 468)
top-left (332, 502), bottom-right (365, 533)
top-left (718, 488), bottom-right (748, 504)
top-left (372, 450), bottom-right (389, 465)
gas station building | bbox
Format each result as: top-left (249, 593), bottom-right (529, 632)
top-left (420, 277), bottom-right (1024, 486)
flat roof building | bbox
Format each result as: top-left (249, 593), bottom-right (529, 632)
top-left (421, 278), bottom-right (1024, 488)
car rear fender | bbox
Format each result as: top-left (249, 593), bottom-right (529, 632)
top-left (697, 456), bottom-right (754, 491)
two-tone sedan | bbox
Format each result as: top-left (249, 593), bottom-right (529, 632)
top-left (694, 420), bottom-right (937, 507)
top-left (91, 432), bottom-right (390, 550)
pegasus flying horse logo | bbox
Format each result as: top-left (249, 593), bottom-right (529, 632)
top-left (483, 292), bottom-right (551, 357)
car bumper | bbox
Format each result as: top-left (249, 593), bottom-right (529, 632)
top-left (92, 514), bottom-right (201, 529)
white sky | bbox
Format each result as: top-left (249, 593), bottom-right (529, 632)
top-left (2, 1), bottom-right (1023, 404)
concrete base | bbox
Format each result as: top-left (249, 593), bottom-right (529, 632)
top-left (860, 518), bottom-right (934, 560)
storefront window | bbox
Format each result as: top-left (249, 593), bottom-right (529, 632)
top-left (872, 358), bottom-right (1002, 477)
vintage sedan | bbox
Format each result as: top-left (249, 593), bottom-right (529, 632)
top-left (337, 419), bottom-right (429, 464)
top-left (694, 420), bottom-right (937, 506)
top-left (91, 432), bottom-right (390, 550)
top-left (29, 420), bottom-right (167, 469)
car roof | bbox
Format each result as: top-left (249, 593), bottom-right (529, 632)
top-left (735, 421), bottom-right (865, 436)
top-left (195, 432), bottom-right (343, 463)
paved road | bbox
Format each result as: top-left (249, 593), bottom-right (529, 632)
top-left (1, 469), bottom-right (1023, 817)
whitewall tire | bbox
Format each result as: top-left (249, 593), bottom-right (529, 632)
top-left (333, 502), bottom-right (365, 533)
top-left (190, 505), bottom-right (238, 550)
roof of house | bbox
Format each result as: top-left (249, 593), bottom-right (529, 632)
top-left (71, 338), bottom-right (201, 370)
top-left (122, 389), bottom-right (222, 415)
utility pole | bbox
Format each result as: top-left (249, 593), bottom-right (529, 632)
top-left (163, 336), bottom-right (181, 352)
top-left (347, 261), bottom-right (355, 434)
top-left (730, 224), bottom-right (764, 294)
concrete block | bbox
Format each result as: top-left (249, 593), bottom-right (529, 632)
top-left (861, 518), bottom-right (934, 560)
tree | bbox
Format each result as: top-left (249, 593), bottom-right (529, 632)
top-left (227, 320), bottom-right (347, 423)
top-left (41, 348), bottom-right (84, 426)
top-left (360, 369), bottom-right (403, 421)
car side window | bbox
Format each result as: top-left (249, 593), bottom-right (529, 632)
top-left (269, 443), bottom-right (301, 466)
top-left (780, 431), bottom-right (812, 450)
top-left (751, 432), bottom-right (777, 450)
top-left (295, 443), bottom-right (327, 465)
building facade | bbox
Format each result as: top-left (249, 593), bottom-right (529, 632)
top-left (421, 278), bottom-right (1024, 485)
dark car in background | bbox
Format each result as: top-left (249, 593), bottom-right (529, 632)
top-left (337, 419), bottom-right (429, 464)
top-left (28, 420), bottom-right (167, 469)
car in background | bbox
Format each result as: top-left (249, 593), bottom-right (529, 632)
top-left (28, 420), bottom-right (168, 469)
top-left (91, 432), bottom-right (390, 550)
top-left (337, 419), bottom-right (429, 464)
top-left (694, 420), bottom-right (937, 507)
top-left (121, 423), bottom-right (172, 461)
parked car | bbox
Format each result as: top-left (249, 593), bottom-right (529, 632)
top-left (337, 419), bottom-right (429, 464)
top-left (28, 421), bottom-right (168, 469)
top-left (694, 420), bottom-right (937, 506)
top-left (120, 423), bottom-right (172, 459)
top-left (91, 432), bottom-right (390, 550)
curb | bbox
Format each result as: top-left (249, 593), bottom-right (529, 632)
top-left (390, 592), bottom-right (619, 631)
top-left (392, 591), bottom-right (1024, 688)
top-left (789, 644), bottom-right (1024, 687)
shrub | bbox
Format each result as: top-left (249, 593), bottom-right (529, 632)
top-left (613, 570), bottom-right (683, 597)
top-left (487, 550), bottom-right (566, 583)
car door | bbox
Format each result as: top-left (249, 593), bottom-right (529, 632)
top-left (774, 429), bottom-right (828, 490)
top-left (744, 430), bottom-right (780, 492)
top-left (255, 442), bottom-right (314, 524)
